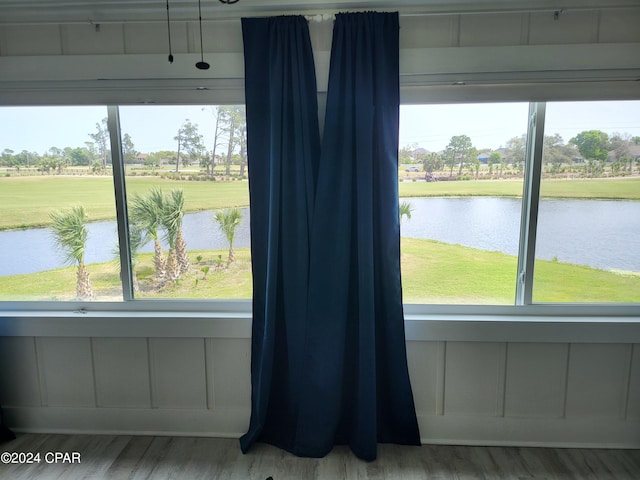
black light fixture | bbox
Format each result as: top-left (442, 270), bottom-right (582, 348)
top-left (165, 0), bottom-right (239, 66)
top-left (165, 0), bottom-right (173, 63)
top-left (195, 0), bottom-right (209, 70)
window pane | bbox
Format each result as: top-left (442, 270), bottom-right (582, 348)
top-left (533, 100), bottom-right (640, 303)
top-left (399, 103), bottom-right (529, 305)
top-left (0, 106), bottom-right (122, 301)
top-left (118, 105), bottom-right (251, 300)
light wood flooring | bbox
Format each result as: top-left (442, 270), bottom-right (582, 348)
top-left (0, 433), bottom-right (639, 479)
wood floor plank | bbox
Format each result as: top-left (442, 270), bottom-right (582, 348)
top-left (1, 434), bottom-right (639, 479)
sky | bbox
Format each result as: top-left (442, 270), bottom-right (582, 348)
top-left (0, 101), bottom-right (639, 156)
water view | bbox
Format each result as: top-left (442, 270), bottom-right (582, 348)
top-left (3, 197), bottom-right (639, 277)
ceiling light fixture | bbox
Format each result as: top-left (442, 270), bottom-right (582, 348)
top-left (195, 0), bottom-right (210, 70)
top-left (165, 0), bottom-right (173, 63)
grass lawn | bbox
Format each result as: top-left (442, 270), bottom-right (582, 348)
top-left (1, 175), bottom-right (639, 230)
top-left (0, 175), bottom-right (249, 230)
top-left (399, 177), bottom-right (640, 200)
top-left (1, 239), bottom-right (638, 304)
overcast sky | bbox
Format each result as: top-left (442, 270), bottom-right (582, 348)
top-left (1, 101), bottom-right (638, 156)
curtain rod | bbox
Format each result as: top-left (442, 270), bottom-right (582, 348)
top-left (0, 4), bottom-right (633, 27)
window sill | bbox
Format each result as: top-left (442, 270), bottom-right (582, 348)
top-left (1, 304), bottom-right (638, 343)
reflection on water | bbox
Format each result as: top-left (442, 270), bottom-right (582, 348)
top-left (2, 198), bottom-right (639, 276)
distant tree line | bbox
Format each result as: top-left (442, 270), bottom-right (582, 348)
top-left (1, 106), bottom-right (248, 178)
top-left (399, 131), bottom-right (640, 179)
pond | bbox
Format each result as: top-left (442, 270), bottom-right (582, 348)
top-left (2, 198), bottom-right (639, 276)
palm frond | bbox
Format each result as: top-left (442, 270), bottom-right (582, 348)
top-left (161, 189), bottom-right (185, 248)
top-left (49, 206), bottom-right (89, 265)
top-left (399, 201), bottom-right (414, 223)
top-left (214, 208), bottom-right (242, 248)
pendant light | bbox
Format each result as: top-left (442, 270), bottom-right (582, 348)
top-left (195, 0), bottom-right (210, 70)
top-left (166, 0), bottom-right (173, 63)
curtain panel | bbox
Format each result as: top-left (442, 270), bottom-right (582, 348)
top-left (240, 15), bottom-right (321, 453)
top-left (241, 12), bottom-right (420, 462)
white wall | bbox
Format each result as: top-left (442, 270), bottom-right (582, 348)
top-left (1, 333), bottom-right (638, 447)
top-left (1, 4), bottom-right (639, 447)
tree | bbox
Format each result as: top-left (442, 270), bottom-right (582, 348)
top-left (122, 133), bottom-right (138, 164)
top-left (64, 147), bottom-right (91, 167)
top-left (542, 134), bottom-right (576, 174)
top-left (174, 120), bottom-right (205, 173)
top-left (130, 189), bottom-right (166, 282)
top-left (49, 206), bottom-right (94, 300)
top-left (610, 132), bottom-right (634, 173)
top-left (444, 135), bottom-right (475, 177)
top-left (88, 118), bottom-right (110, 169)
top-left (204, 106), bottom-right (225, 176)
top-left (214, 208), bottom-right (242, 263)
top-left (570, 130), bottom-right (610, 163)
top-left (420, 152), bottom-right (443, 174)
top-left (504, 134), bottom-right (526, 173)
top-left (488, 151), bottom-right (502, 175)
top-left (161, 189), bottom-right (189, 279)
top-left (218, 106), bottom-right (246, 177)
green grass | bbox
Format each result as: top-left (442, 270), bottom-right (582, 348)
top-left (399, 238), bottom-right (640, 304)
top-left (1, 175), bottom-right (639, 230)
top-left (1, 239), bottom-right (638, 304)
top-left (0, 176), bottom-right (249, 230)
top-left (398, 177), bottom-right (640, 200)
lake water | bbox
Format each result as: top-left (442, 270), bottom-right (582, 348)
top-left (2, 198), bottom-right (639, 276)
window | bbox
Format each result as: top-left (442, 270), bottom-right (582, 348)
top-left (533, 101), bottom-right (640, 303)
top-left (399, 103), bottom-right (529, 305)
top-left (0, 105), bottom-right (250, 302)
top-left (399, 100), bottom-right (640, 305)
top-left (0, 106), bottom-right (121, 301)
top-left (118, 105), bottom-right (250, 300)
top-left (1, 100), bottom-right (638, 307)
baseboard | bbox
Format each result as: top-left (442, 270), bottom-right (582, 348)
top-left (4, 407), bottom-right (639, 449)
top-left (417, 414), bottom-right (640, 449)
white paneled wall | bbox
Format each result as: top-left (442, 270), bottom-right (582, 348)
top-left (0, 2), bottom-right (639, 448)
top-left (1, 8), bottom-right (639, 55)
top-left (1, 336), bottom-right (638, 447)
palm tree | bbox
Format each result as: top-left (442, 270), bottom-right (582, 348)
top-left (162, 189), bottom-right (188, 280)
top-left (130, 188), bottom-right (166, 282)
top-left (399, 201), bottom-right (414, 223)
top-left (127, 223), bottom-right (145, 293)
top-left (49, 206), bottom-right (94, 300)
top-left (214, 208), bottom-right (242, 263)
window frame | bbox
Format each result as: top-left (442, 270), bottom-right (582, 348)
top-left (0, 92), bottom-right (639, 335)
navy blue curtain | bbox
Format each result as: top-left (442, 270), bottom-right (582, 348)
top-left (241, 12), bottom-right (420, 461)
top-left (294, 12), bottom-right (420, 461)
top-left (240, 16), bottom-right (321, 453)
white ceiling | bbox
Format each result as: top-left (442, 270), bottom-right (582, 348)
top-left (0, 0), bottom-right (635, 25)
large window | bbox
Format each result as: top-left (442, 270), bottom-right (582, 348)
top-left (0, 106), bottom-right (122, 301)
top-left (118, 105), bottom-right (250, 300)
top-left (398, 100), bottom-right (640, 305)
top-left (0, 105), bottom-right (250, 302)
top-left (1, 100), bottom-right (638, 306)
top-left (399, 103), bottom-right (529, 305)
top-left (533, 101), bottom-right (640, 303)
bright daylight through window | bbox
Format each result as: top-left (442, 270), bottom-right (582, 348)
top-left (0, 105), bottom-right (250, 301)
top-left (0, 100), bottom-right (638, 305)
top-left (398, 100), bottom-right (640, 305)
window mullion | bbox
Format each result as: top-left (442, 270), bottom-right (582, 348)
top-left (107, 105), bottom-right (134, 301)
top-left (515, 102), bottom-right (546, 305)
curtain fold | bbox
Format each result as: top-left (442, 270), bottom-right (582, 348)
top-left (295, 12), bottom-right (420, 461)
top-left (240, 15), bottom-right (321, 454)
top-left (241, 11), bottom-right (420, 462)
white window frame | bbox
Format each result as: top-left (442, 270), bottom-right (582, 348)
top-left (0, 84), bottom-right (639, 343)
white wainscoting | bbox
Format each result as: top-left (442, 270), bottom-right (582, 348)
top-left (1, 334), bottom-right (638, 447)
